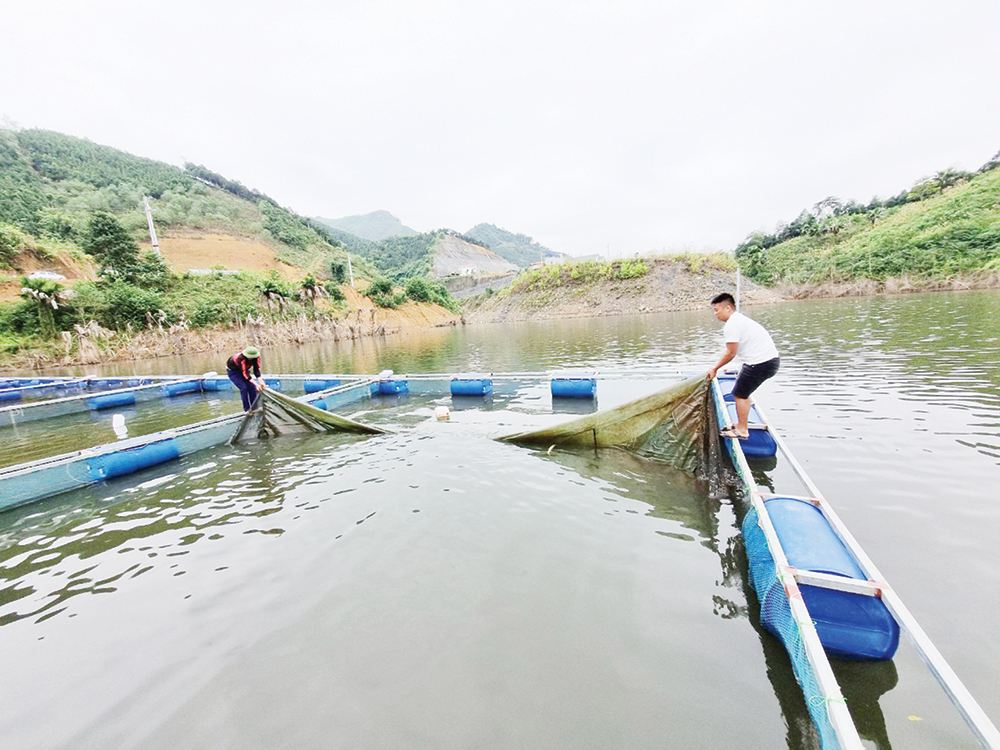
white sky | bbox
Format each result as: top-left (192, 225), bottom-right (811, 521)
top-left (3, 0), bottom-right (998, 257)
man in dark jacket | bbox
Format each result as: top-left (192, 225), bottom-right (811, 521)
top-left (227, 346), bottom-right (266, 410)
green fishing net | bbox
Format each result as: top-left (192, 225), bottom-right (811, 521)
top-left (229, 387), bottom-right (389, 444)
top-left (497, 375), bottom-right (720, 477)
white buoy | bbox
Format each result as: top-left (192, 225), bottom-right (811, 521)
top-left (435, 406), bottom-right (450, 422)
top-left (112, 413), bottom-right (128, 440)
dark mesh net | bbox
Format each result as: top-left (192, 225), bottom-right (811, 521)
top-left (229, 388), bottom-right (388, 445)
top-left (498, 375), bottom-right (716, 475)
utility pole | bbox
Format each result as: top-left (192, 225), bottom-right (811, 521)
top-left (347, 254), bottom-right (354, 287)
top-left (143, 196), bottom-right (160, 255)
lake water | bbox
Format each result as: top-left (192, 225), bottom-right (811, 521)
top-left (1, 290), bottom-right (998, 749)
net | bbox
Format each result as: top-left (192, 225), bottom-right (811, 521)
top-left (229, 387), bottom-right (389, 445)
top-left (497, 375), bottom-right (711, 474)
top-left (743, 506), bottom-right (843, 750)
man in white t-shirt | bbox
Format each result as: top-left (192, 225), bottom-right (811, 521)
top-left (706, 293), bottom-right (780, 439)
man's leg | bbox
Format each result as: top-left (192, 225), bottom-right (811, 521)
top-left (729, 358), bottom-right (779, 438)
top-left (734, 396), bottom-right (752, 437)
top-left (228, 370), bottom-right (253, 411)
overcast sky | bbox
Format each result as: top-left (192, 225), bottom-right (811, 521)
top-left (3, 0), bottom-right (998, 256)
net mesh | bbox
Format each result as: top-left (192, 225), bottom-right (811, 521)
top-left (498, 375), bottom-right (711, 474)
top-left (229, 388), bottom-right (388, 445)
top-left (743, 506), bottom-right (843, 750)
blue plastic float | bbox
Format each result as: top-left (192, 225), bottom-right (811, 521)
top-left (87, 392), bottom-right (137, 410)
top-left (86, 439), bottom-right (181, 481)
top-left (550, 371), bottom-right (596, 399)
top-left (450, 374), bottom-right (493, 396)
top-left (744, 496), bottom-right (900, 661)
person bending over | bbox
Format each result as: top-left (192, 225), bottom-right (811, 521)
top-left (227, 346), bottom-right (266, 411)
top-left (706, 293), bottom-right (779, 439)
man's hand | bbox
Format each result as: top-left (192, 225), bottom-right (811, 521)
top-left (706, 368), bottom-right (717, 381)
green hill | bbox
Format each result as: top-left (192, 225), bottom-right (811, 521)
top-left (313, 210), bottom-right (418, 242)
top-left (0, 128), bottom-right (363, 278)
top-left (342, 229), bottom-right (514, 280)
top-left (465, 223), bottom-right (563, 268)
top-left (736, 153), bottom-right (1000, 287)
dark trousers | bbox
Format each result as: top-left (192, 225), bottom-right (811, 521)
top-left (228, 369), bottom-right (258, 411)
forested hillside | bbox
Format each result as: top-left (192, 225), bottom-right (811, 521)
top-left (0, 128), bottom-right (458, 368)
top-left (465, 223), bottom-right (562, 268)
top-left (736, 151), bottom-right (1000, 288)
top-left (0, 129), bottom-right (371, 281)
top-left (313, 210), bottom-right (417, 242)
top-left (342, 228), bottom-right (509, 280)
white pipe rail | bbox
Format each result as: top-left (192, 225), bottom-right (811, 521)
top-left (748, 395), bottom-right (1000, 749)
top-left (711, 378), bottom-right (863, 749)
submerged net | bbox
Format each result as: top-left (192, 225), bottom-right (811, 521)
top-left (743, 507), bottom-right (844, 750)
top-left (229, 387), bottom-right (389, 445)
top-left (497, 375), bottom-right (715, 475)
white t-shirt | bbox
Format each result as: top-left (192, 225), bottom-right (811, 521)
top-left (723, 312), bottom-right (779, 365)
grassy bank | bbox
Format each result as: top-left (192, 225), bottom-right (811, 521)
top-left (736, 161), bottom-right (1000, 286)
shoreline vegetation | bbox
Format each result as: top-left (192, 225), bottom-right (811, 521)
top-left (1, 127), bottom-right (997, 372)
top-left (4, 257), bottom-right (998, 373)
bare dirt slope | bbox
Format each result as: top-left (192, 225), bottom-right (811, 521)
top-left (0, 251), bottom-right (97, 302)
top-left (432, 235), bottom-right (518, 277)
top-left (464, 258), bottom-right (783, 323)
top-left (144, 232), bottom-right (300, 278)
top-left (340, 285), bottom-right (459, 329)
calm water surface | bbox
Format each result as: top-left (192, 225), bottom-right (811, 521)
top-left (1, 290), bottom-right (998, 749)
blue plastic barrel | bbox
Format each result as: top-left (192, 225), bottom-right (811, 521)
top-left (304, 379), bottom-right (342, 393)
top-left (371, 378), bottom-right (408, 395)
top-left (0, 390), bottom-right (22, 403)
top-left (201, 378), bottom-right (234, 391)
top-left (745, 497), bottom-right (899, 660)
top-left (88, 392), bottom-right (137, 410)
top-left (551, 373), bottom-right (596, 399)
top-left (86, 439), bottom-right (181, 481)
top-left (451, 376), bottom-right (493, 396)
top-left (311, 398), bottom-right (328, 411)
top-left (161, 380), bottom-right (202, 397)
top-left (91, 378), bottom-right (125, 389)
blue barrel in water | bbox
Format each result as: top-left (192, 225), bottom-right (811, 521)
top-left (551, 373), bottom-right (596, 399)
top-left (161, 380), bottom-right (202, 397)
top-left (451, 376), bottom-right (493, 396)
top-left (304, 379), bottom-right (342, 393)
top-left (88, 391), bottom-right (137, 410)
top-left (0, 390), bottom-right (22, 403)
top-left (371, 378), bottom-right (408, 395)
top-left (87, 439), bottom-right (181, 481)
top-left (201, 378), bottom-right (234, 391)
top-left (743, 497), bottom-right (899, 661)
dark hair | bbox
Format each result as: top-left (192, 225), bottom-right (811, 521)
top-left (711, 293), bottom-right (736, 307)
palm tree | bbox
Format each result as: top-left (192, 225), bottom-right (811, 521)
top-left (19, 277), bottom-right (65, 339)
top-left (298, 274), bottom-right (328, 308)
top-left (257, 274), bottom-right (290, 314)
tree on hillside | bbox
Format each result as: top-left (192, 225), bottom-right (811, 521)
top-left (83, 211), bottom-right (141, 282)
top-left (813, 196), bottom-right (843, 219)
top-left (257, 273), bottom-right (292, 314)
top-left (19, 276), bottom-right (65, 339)
top-left (934, 169), bottom-right (970, 191)
top-left (298, 274), bottom-right (328, 308)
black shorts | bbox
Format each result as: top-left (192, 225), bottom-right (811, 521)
top-left (733, 358), bottom-right (779, 399)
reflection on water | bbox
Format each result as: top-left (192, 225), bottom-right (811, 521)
top-left (2, 290), bottom-right (998, 749)
top-left (0, 391), bottom-right (244, 468)
top-left (0, 425), bottom-right (794, 749)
